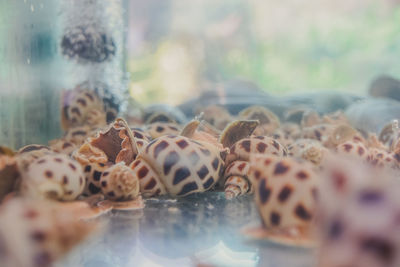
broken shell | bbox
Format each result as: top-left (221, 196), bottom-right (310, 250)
top-left (100, 163), bottom-right (140, 201)
top-left (0, 198), bottom-right (96, 267)
top-left (21, 154), bottom-right (85, 201)
top-left (219, 120), bottom-right (259, 149)
top-left (89, 118), bottom-right (138, 165)
top-left (248, 155), bottom-right (318, 245)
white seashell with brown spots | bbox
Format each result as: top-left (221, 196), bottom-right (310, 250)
top-left (246, 154), bottom-right (318, 246)
top-left (20, 154), bottom-right (85, 201)
top-left (223, 136), bottom-right (287, 199)
top-left (130, 135), bottom-right (224, 197)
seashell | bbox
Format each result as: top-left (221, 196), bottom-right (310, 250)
top-left (49, 139), bottom-right (77, 156)
top-left (246, 154), bottom-right (318, 246)
top-left (99, 162), bottom-right (140, 201)
top-left (239, 106), bottom-right (280, 135)
top-left (326, 124), bottom-right (365, 148)
top-left (21, 154), bottom-right (85, 201)
top-left (225, 136), bottom-right (287, 166)
top-left (145, 122), bottom-right (181, 139)
top-left (0, 198), bottom-right (96, 267)
top-left (16, 145), bottom-right (53, 172)
top-left (223, 136), bottom-right (287, 199)
top-left (271, 129), bottom-right (294, 147)
top-left (278, 122), bottom-right (302, 140)
top-left (301, 110), bottom-right (322, 128)
top-left (197, 105), bottom-right (233, 130)
top-left (87, 118), bottom-right (138, 165)
top-left (145, 111), bottom-right (177, 124)
top-left (129, 135), bottom-right (224, 197)
top-left (63, 126), bottom-right (95, 146)
top-left (317, 156), bottom-right (400, 267)
top-left (336, 141), bottom-right (369, 162)
top-left (223, 160), bottom-right (251, 199)
top-left (61, 89), bottom-right (104, 130)
top-left (81, 161), bottom-right (112, 196)
top-left (301, 124), bottom-right (333, 144)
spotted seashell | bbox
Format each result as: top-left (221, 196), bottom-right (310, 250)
top-left (100, 163), bottom-right (140, 201)
top-left (86, 109), bottom-right (107, 127)
top-left (301, 124), bottom-right (333, 145)
top-left (130, 135), bottom-right (223, 197)
top-left (249, 155), bottom-right (317, 233)
top-left (82, 161), bottom-right (111, 195)
top-left (287, 139), bottom-right (328, 166)
top-left (49, 139), bottom-right (77, 156)
top-left (130, 128), bottom-right (152, 151)
top-left (336, 141), bottom-right (369, 161)
top-left (317, 157), bottom-right (400, 267)
top-left (301, 110), bottom-right (321, 128)
top-left (278, 122), bottom-right (302, 140)
top-left (63, 126), bottom-right (95, 146)
top-left (0, 198), bottom-right (95, 267)
top-left (21, 154), bottom-right (85, 201)
top-left (61, 89), bottom-right (104, 130)
top-left (368, 148), bottom-right (399, 170)
top-left (16, 145), bottom-right (53, 172)
top-left (271, 130), bottom-right (294, 147)
top-left (145, 122), bottom-right (181, 139)
top-left (198, 105), bottom-right (233, 130)
top-left (225, 136), bottom-right (287, 166)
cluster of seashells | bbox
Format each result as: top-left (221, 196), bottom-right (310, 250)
top-left (2, 85), bottom-right (400, 266)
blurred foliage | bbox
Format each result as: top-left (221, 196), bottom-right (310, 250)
top-left (127, 0), bottom-right (400, 104)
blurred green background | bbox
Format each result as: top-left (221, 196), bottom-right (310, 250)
top-left (127, 0), bottom-right (400, 104)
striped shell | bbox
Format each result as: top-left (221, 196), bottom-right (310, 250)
top-left (130, 135), bottom-right (223, 197)
top-left (249, 155), bottom-right (317, 231)
top-left (21, 154), bottom-right (85, 201)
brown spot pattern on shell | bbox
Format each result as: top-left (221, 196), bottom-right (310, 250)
top-left (21, 154), bottom-right (85, 201)
top-left (130, 135), bottom-right (223, 197)
top-left (145, 122), bottom-right (181, 139)
top-left (249, 155), bottom-right (317, 231)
